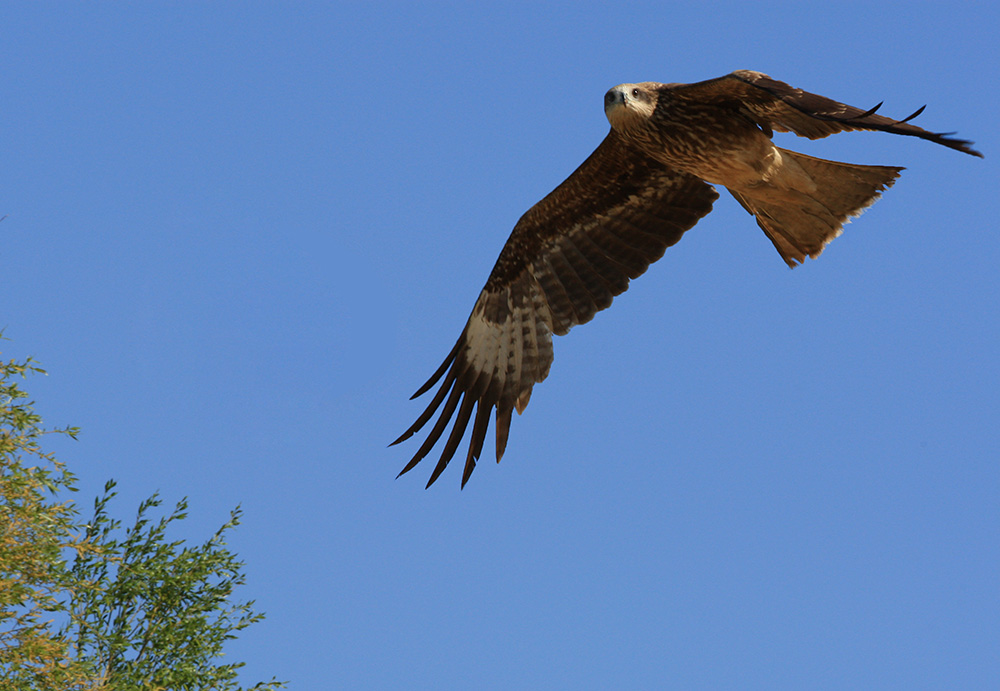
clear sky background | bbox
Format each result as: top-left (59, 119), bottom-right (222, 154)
top-left (3, 2), bottom-right (998, 688)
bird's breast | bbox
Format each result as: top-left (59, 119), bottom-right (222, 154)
top-left (626, 102), bottom-right (777, 187)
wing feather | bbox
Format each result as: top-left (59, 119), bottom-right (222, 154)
top-left (398, 377), bottom-right (462, 478)
top-left (546, 247), bottom-right (599, 324)
top-left (571, 230), bottom-right (634, 291)
top-left (530, 257), bottom-right (578, 334)
top-left (586, 226), bottom-right (654, 278)
top-left (671, 70), bottom-right (983, 157)
top-left (461, 401), bottom-right (491, 488)
top-left (426, 393), bottom-right (476, 488)
top-left (394, 132), bottom-right (718, 486)
top-left (558, 238), bottom-right (616, 311)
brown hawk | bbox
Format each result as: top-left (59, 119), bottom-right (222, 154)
top-left (392, 70), bottom-right (982, 488)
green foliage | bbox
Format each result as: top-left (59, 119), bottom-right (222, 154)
top-left (0, 350), bottom-right (284, 690)
top-left (0, 354), bottom-right (91, 690)
top-left (64, 483), bottom-right (283, 690)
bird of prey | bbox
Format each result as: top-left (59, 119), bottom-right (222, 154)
top-left (392, 70), bottom-right (982, 488)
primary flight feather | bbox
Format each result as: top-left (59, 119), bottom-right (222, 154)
top-left (392, 70), bottom-right (982, 488)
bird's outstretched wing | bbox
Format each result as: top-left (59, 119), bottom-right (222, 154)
top-left (672, 70), bottom-right (983, 157)
top-left (392, 132), bottom-right (718, 488)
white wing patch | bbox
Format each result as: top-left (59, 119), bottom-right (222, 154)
top-left (464, 275), bottom-right (555, 418)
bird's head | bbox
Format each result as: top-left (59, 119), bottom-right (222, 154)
top-left (604, 83), bottom-right (658, 130)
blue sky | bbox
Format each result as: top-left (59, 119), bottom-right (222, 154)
top-left (3, 2), bottom-right (998, 688)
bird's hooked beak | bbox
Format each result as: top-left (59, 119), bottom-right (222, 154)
top-left (604, 88), bottom-right (627, 116)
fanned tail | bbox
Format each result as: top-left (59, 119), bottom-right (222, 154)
top-left (730, 148), bottom-right (903, 267)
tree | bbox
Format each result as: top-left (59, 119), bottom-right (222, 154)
top-left (64, 484), bottom-right (283, 690)
top-left (0, 356), bottom-right (92, 689)
top-left (0, 351), bottom-right (284, 690)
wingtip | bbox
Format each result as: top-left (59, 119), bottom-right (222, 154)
top-left (460, 455), bottom-right (475, 488)
top-left (388, 431), bottom-right (411, 448)
top-left (495, 407), bottom-right (513, 462)
top-left (899, 104), bottom-right (927, 123)
top-left (461, 447), bottom-right (478, 489)
top-left (849, 101), bottom-right (884, 120)
top-left (410, 338), bottom-right (463, 399)
top-left (940, 134), bottom-right (984, 158)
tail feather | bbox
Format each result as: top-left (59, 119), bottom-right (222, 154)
top-left (730, 148), bottom-right (903, 267)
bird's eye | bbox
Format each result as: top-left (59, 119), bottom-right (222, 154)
top-left (632, 88), bottom-right (640, 98)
